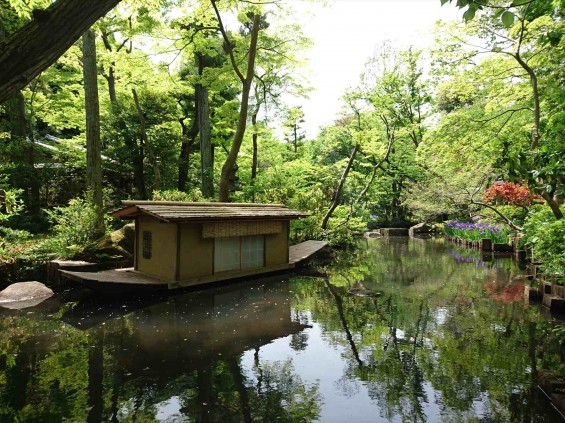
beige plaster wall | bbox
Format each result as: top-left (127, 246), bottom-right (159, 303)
top-left (179, 223), bottom-right (214, 280)
top-left (265, 220), bottom-right (289, 266)
top-left (137, 218), bottom-right (177, 280)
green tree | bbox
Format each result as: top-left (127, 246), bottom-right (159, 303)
top-left (82, 29), bottom-right (104, 238)
top-left (211, 0), bottom-right (263, 202)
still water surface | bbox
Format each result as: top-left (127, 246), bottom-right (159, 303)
top-left (0, 238), bottom-right (563, 422)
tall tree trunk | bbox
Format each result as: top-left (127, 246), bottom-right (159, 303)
top-left (27, 124), bottom-right (41, 215)
top-left (133, 141), bottom-right (147, 199)
top-left (542, 191), bottom-right (564, 220)
top-left (0, 0), bottom-right (121, 103)
top-left (251, 107), bottom-right (259, 203)
top-left (105, 66), bottom-right (117, 104)
top-left (123, 135), bottom-right (146, 199)
top-left (197, 53), bottom-right (213, 198)
top-left (1, 18), bottom-right (40, 213)
top-left (10, 91), bottom-right (40, 214)
top-left (178, 116), bottom-right (198, 192)
top-left (13, 91), bottom-right (27, 138)
top-left (321, 144), bottom-right (359, 230)
top-left (213, 5), bottom-right (261, 202)
top-left (132, 88), bottom-right (161, 191)
top-left (82, 29), bottom-right (104, 236)
top-left (218, 77), bottom-right (253, 202)
top-left (251, 112), bottom-right (258, 181)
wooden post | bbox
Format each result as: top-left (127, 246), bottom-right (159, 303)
top-left (481, 239), bottom-right (492, 252)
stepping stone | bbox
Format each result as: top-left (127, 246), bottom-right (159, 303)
top-left (0, 281), bottom-right (54, 310)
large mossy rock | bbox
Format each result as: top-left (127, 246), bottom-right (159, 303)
top-left (0, 281), bottom-right (54, 309)
top-left (111, 223), bottom-right (135, 253)
top-left (94, 223), bottom-right (135, 261)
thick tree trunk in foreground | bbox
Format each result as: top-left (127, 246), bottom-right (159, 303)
top-left (82, 29), bottom-right (104, 236)
top-left (0, 0), bottom-right (121, 103)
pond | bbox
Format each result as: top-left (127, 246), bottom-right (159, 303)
top-left (0, 238), bottom-right (563, 422)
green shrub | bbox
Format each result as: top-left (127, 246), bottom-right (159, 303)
top-left (522, 205), bottom-right (565, 276)
top-left (0, 227), bottom-right (31, 243)
top-left (290, 206), bottom-right (366, 248)
top-left (152, 189), bottom-right (207, 202)
top-left (0, 227), bottom-right (36, 262)
top-left (0, 188), bottom-right (22, 222)
top-left (37, 198), bottom-right (109, 259)
top-left (323, 206), bottom-right (367, 247)
top-left (290, 216), bottom-right (324, 244)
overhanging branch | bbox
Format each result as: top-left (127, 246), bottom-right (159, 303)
top-left (0, 0), bottom-right (121, 103)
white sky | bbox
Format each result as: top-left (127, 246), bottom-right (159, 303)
top-left (283, 0), bottom-right (462, 138)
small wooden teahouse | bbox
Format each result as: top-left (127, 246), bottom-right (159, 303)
top-left (111, 201), bottom-right (309, 287)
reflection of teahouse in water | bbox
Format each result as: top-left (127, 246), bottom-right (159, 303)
top-left (63, 279), bottom-right (310, 376)
top-left (61, 201), bottom-right (327, 292)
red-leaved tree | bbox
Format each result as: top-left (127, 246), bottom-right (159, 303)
top-left (483, 181), bottom-right (544, 208)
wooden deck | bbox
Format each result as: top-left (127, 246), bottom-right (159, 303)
top-left (289, 240), bottom-right (328, 265)
top-left (60, 240), bottom-right (328, 293)
top-left (60, 268), bottom-right (168, 294)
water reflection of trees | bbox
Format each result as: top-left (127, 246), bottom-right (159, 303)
top-left (291, 239), bottom-right (561, 422)
top-left (0, 239), bottom-right (562, 422)
top-left (0, 280), bottom-right (321, 422)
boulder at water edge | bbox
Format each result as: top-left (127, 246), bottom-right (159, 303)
top-left (0, 281), bottom-right (54, 310)
top-left (409, 222), bottom-right (433, 238)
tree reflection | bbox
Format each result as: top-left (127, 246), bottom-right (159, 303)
top-left (0, 239), bottom-right (562, 422)
top-left (0, 279), bottom-right (321, 422)
top-left (290, 238), bottom-right (562, 422)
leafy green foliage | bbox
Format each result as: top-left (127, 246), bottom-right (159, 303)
top-left (37, 197), bottom-right (109, 259)
top-left (152, 189), bottom-right (206, 202)
top-left (0, 188), bottom-right (22, 222)
top-left (1, 0), bottom-right (563, 255)
top-left (522, 205), bottom-right (565, 275)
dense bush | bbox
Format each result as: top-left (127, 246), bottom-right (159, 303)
top-left (522, 205), bottom-right (565, 276)
top-left (0, 227), bottom-right (32, 262)
top-left (152, 189), bottom-right (207, 202)
top-left (0, 188), bottom-right (22, 221)
top-left (37, 198), bottom-right (109, 259)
